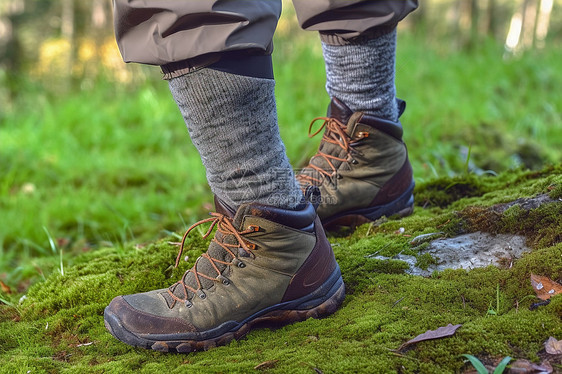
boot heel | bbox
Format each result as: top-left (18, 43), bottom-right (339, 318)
top-left (309, 281), bottom-right (345, 318)
top-left (324, 181), bottom-right (415, 229)
top-left (362, 188), bottom-right (414, 221)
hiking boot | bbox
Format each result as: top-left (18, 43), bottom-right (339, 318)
top-left (104, 192), bottom-right (345, 353)
top-left (297, 98), bottom-right (415, 229)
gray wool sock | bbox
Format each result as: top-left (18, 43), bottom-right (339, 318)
top-left (168, 69), bottom-right (302, 210)
top-left (322, 29), bottom-right (399, 121)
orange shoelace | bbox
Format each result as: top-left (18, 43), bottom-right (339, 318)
top-left (168, 212), bottom-right (259, 305)
top-left (297, 117), bottom-right (368, 185)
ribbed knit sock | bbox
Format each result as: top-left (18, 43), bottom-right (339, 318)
top-left (168, 68), bottom-right (302, 210)
top-left (322, 29), bottom-right (399, 121)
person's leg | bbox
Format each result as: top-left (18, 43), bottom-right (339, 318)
top-left (322, 29), bottom-right (399, 121)
top-left (167, 55), bottom-right (302, 210)
top-left (115, 0), bottom-right (302, 210)
top-left (293, 0), bottom-right (418, 228)
top-left (105, 0), bottom-right (344, 352)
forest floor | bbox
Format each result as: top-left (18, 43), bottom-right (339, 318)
top-left (1, 166), bottom-right (561, 373)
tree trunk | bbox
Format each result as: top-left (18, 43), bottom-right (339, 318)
top-left (61, 0), bottom-right (74, 91)
top-left (1, 0), bottom-right (26, 100)
top-left (487, 0), bottom-right (498, 39)
top-left (92, 0), bottom-right (107, 29)
top-left (521, 0), bottom-right (538, 49)
top-left (535, 0), bottom-right (553, 48)
top-left (470, 0), bottom-right (480, 47)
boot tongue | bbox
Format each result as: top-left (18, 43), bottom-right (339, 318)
top-left (214, 195), bottom-right (236, 218)
top-left (327, 97), bottom-right (353, 124)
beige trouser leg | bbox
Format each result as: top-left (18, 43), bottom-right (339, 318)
top-left (113, 0), bottom-right (417, 68)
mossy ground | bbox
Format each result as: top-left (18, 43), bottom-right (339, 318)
top-left (1, 166), bottom-right (561, 373)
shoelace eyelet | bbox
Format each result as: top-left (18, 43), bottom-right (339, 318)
top-left (247, 225), bottom-right (260, 232)
top-left (217, 275), bottom-right (231, 286)
top-left (351, 159), bottom-right (358, 165)
top-left (232, 258), bottom-right (246, 268)
top-left (197, 290), bottom-right (206, 299)
top-left (184, 300), bottom-right (193, 308)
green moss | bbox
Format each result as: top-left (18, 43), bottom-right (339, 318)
top-left (458, 197), bottom-right (562, 248)
top-left (416, 253), bottom-right (438, 270)
top-left (1, 165), bottom-right (561, 373)
top-left (414, 164), bottom-right (562, 212)
top-left (549, 183), bottom-right (562, 199)
top-left (414, 175), bottom-right (487, 208)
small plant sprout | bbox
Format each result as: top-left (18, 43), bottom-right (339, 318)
top-left (462, 354), bottom-right (512, 374)
top-left (486, 284), bottom-right (501, 317)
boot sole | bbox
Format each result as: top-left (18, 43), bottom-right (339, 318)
top-left (323, 181), bottom-right (415, 229)
top-left (104, 266), bottom-right (345, 353)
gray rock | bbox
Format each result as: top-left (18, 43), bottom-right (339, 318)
top-left (407, 232), bottom-right (530, 276)
top-left (373, 232), bottom-right (530, 277)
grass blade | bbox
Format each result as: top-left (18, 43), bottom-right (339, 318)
top-left (462, 354), bottom-right (489, 374)
top-left (493, 356), bottom-right (512, 374)
top-left (0, 295), bottom-right (15, 308)
top-left (43, 226), bottom-right (57, 255)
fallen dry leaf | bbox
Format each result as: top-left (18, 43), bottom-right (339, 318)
top-left (530, 274), bottom-right (562, 300)
top-left (545, 337), bottom-right (562, 355)
top-left (508, 359), bottom-right (553, 373)
top-left (0, 280), bottom-right (11, 294)
top-left (398, 324), bottom-right (462, 350)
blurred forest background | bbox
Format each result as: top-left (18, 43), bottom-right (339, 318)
top-left (1, 0), bottom-right (561, 290)
top-left (1, 0), bottom-right (561, 101)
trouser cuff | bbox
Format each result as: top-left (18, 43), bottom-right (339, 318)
top-left (320, 25), bottom-right (397, 46)
top-left (161, 53), bottom-right (221, 80)
top-left (161, 51), bottom-right (273, 80)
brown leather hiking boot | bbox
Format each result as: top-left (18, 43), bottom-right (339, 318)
top-left (297, 98), bottom-right (414, 229)
top-left (104, 193), bottom-right (345, 353)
